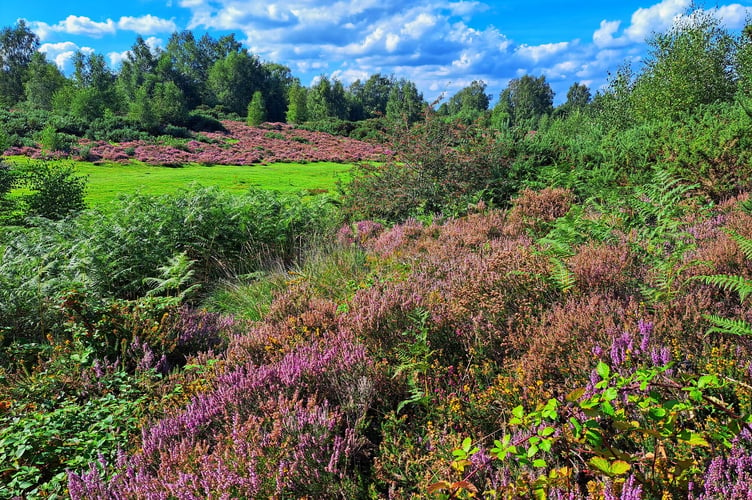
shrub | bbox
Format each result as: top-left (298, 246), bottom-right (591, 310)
top-left (25, 162), bottom-right (87, 219)
top-left (185, 111), bottom-right (226, 133)
top-left (343, 115), bottom-right (511, 221)
top-left (36, 124), bottom-right (75, 153)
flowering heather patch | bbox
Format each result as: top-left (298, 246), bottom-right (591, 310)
top-left (60, 188), bottom-right (752, 498)
top-left (68, 321), bottom-right (376, 499)
top-left (5, 121), bottom-right (392, 166)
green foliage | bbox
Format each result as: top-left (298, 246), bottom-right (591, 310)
top-left (0, 383), bottom-right (148, 499)
top-left (394, 308), bottom-right (434, 413)
top-left (208, 50), bottom-right (264, 116)
top-left (286, 83), bottom-right (308, 124)
top-left (23, 52), bottom-right (67, 110)
top-left (385, 78), bottom-right (424, 125)
top-left (143, 252), bottom-right (201, 303)
top-left (246, 90), bottom-right (266, 126)
top-left (343, 113), bottom-right (510, 221)
top-left (631, 10), bottom-right (735, 121)
top-left (24, 162), bottom-right (87, 220)
top-left (0, 20), bottom-right (40, 107)
top-left (36, 124), bottom-right (75, 153)
top-left (440, 80), bottom-right (490, 124)
top-left (494, 74), bottom-right (554, 129)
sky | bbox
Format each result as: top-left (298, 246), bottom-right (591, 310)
top-left (2, 0), bottom-right (752, 105)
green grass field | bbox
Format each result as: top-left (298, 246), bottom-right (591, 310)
top-left (5, 157), bottom-right (352, 206)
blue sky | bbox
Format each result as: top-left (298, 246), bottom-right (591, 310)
top-left (3, 0), bottom-right (752, 104)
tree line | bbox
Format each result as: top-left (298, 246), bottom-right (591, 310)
top-left (2, 8), bottom-right (751, 136)
top-left (0, 19), bottom-right (593, 133)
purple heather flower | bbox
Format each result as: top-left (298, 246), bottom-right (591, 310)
top-left (638, 319), bottom-right (653, 353)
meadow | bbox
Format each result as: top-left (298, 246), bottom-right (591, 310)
top-left (4, 156), bottom-right (351, 205)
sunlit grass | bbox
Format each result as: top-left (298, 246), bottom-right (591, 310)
top-left (4, 156), bottom-right (352, 207)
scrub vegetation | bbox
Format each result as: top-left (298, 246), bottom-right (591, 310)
top-left (2, 7), bottom-right (752, 499)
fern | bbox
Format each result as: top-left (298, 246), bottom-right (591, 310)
top-left (697, 274), bottom-right (752, 303)
top-left (548, 256), bottom-right (575, 294)
top-left (727, 230), bottom-right (752, 261)
top-left (394, 308), bottom-right (433, 413)
top-left (143, 252), bottom-right (201, 302)
top-left (704, 314), bottom-right (752, 337)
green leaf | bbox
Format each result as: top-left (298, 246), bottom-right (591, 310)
top-left (596, 361), bottom-right (610, 380)
top-left (512, 405), bottom-right (524, 419)
top-left (600, 401), bottom-right (616, 417)
top-left (539, 426), bottom-right (555, 437)
top-left (589, 456), bottom-right (611, 475)
top-left (461, 437), bottom-right (472, 451)
top-left (533, 458), bottom-right (547, 468)
top-left (610, 460), bottom-right (631, 476)
top-left (603, 387), bottom-right (618, 402)
top-left (540, 439), bottom-right (553, 453)
top-left (678, 430), bottom-right (710, 447)
top-left (697, 374), bottom-right (718, 389)
top-left (569, 417), bottom-right (583, 436)
top-left (566, 388), bottom-right (585, 402)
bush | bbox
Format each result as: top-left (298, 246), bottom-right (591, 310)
top-left (342, 114), bottom-right (512, 221)
top-left (25, 162), bottom-right (87, 219)
top-left (185, 111), bottom-right (226, 133)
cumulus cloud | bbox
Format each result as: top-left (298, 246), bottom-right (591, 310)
top-left (594, 0), bottom-right (691, 49)
top-left (713, 4), bottom-right (752, 29)
top-left (39, 41), bottom-right (95, 71)
top-left (516, 41), bottom-right (570, 63)
top-left (624, 0), bottom-right (691, 40)
top-left (29, 14), bottom-right (175, 42)
top-left (117, 15), bottom-right (177, 34)
top-left (33, 15), bottom-right (117, 39)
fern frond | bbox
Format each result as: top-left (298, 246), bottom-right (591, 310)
top-left (549, 256), bottom-right (575, 294)
top-left (537, 237), bottom-right (573, 257)
top-left (704, 314), bottom-right (752, 337)
top-left (727, 230), bottom-right (752, 262)
top-left (697, 273), bottom-right (752, 302)
top-left (144, 252), bottom-right (201, 301)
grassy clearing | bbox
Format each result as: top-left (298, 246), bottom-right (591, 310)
top-left (4, 156), bottom-right (352, 206)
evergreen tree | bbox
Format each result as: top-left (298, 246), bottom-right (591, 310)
top-left (247, 91), bottom-right (266, 126)
top-left (286, 83), bottom-right (308, 124)
top-left (385, 78), bottom-right (424, 124)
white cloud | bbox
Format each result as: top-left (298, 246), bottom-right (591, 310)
top-left (386, 33), bottom-right (400, 52)
top-left (56, 15), bottom-right (116, 37)
top-left (402, 13), bottom-right (437, 39)
top-left (713, 4), bottom-right (752, 29)
top-left (108, 50), bottom-right (130, 68)
top-left (593, 20), bottom-right (623, 48)
top-left (39, 41), bottom-right (95, 71)
top-left (516, 41), bottom-right (570, 63)
top-left (117, 15), bottom-right (177, 34)
top-left (28, 15), bottom-right (116, 39)
top-left (447, 1), bottom-right (488, 19)
top-left (624, 0), bottom-right (691, 41)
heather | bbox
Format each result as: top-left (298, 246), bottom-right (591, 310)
top-left (49, 189), bottom-right (752, 499)
top-left (3, 121), bottom-right (390, 167)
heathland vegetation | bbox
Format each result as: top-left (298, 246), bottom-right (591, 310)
top-left (3, 7), bottom-right (752, 499)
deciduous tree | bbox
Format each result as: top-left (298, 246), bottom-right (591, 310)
top-left (0, 20), bottom-right (40, 107)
